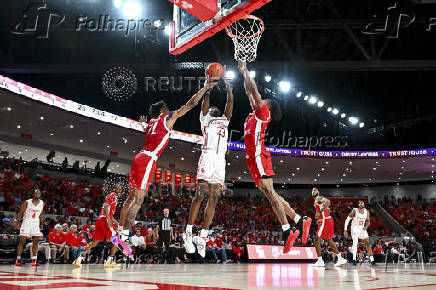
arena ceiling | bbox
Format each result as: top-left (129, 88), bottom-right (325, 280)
top-left (1, 88), bottom-right (435, 185)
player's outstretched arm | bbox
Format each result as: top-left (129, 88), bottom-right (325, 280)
top-left (238, 60), bottom-right (263, 109)
top-left (201, 89), bottom-right (210, 117)
top-left (224, 75), bottom-right (234, 120)
top-left (166, 80), bottom-right (217, 129)
top-left (39, 204), bottom-right (44, 229)
top-left (344, 209), bottom-right (355, 236)
top-left (103, 203), bottom-right (114, 228)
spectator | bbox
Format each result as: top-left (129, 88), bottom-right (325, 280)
top-left (206, 234), bottom-right (227, 263)
top-left (65, 225), bottom-right (84, 259)
top-left (131, 229), bottom-right (147, 263)
top-left (48, 224), bottom-right (69, 263)
top-left (0, 218), bottom-right (17, 235)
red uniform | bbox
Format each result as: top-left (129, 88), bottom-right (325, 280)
top-left (314, 201), bottom-right (334, 240)
top-left (244, 103), bottom-right (275, 186)
top-left (129, 113), bottom-right (171, 190)
top-left (48, 231), bottom-right (65, 244)
top-left (65, 231), bottom-right (81, 247)
top-left (93, 193), bottom-right (118, 242)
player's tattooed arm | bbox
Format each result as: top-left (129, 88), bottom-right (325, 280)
top-left (363, 210), bottom-right (371, 231)
top-left (17, 200), bottom-right (27, 222)
top-left (166, 79), bottom-right (217, 129)
top-left (238, 60), bottom-right (263, 109)
top-left (224, 71), bottom-right (234, 120)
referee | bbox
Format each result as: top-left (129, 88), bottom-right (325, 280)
top-left (156, 208), bottom-right (173, 255)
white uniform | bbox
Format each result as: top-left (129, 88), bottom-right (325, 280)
top-left (20, 199), bottom-right (43, 237)
top-left (351, 208), bottom-right (369, 240)
top-left (196, 112), bottom-right (229, 185)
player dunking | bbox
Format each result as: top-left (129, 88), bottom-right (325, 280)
top-left (238, 60), bottom-right (311, 253)
top-left (15, 188), bottom-right (44, 267)
top-left (118, 78), bottom-right (218, 238)
top-left (73, 184), bottom-right (124, 267)
top-left (311, 187), bottom-right (348, 267)
top-left (344, 200), bottom-right (376, 265)
top-left (183, 73), bottom-right (234, 258)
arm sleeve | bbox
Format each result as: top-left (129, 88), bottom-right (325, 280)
top-left (344, 216), bottom-right (352, 230)
top-left (254, 103), bottom-right (270, 121)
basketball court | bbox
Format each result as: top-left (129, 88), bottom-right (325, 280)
top-left (0, 264), bottom-right (435, 290)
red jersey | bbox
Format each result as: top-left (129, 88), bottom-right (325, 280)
top-left (142, 113), bottom-right (171, 156)
top-left (65, 231), bottom-right (81, 247)
top-left (99, 193), bottom-right (118, 219)
top-left (244, 103), bottom-right (271, 157)
top-left (314, 199), bottom-right (331, 219)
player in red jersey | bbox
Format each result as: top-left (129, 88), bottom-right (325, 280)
top-left (118, 79), bottom-right (218, 238)
top-left (311, 187), bottom-right (348, 267)
top-left (238, 60), bottom-right (312, 254)
top-left (73, 184), bottom-right (123, 268)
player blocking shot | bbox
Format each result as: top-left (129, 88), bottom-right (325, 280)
top-left (183, 63), bottom-right (234, 258)
top-left (15, 188), bottom-right (44, 267)
top-left (118, 77), bottom-right (218, 239)
top-left (238, 60), bottom-right (312, 254)
top-left (344, 200), bottom-right (376, 265)
top-left (311, 187), bottom-right (348, 267)
top-left (73, 184), bottom-right (124, 268)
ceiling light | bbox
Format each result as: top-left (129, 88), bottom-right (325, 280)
top-left (296, 91), bottom-right (302, 98)
top-left (327, 107), bottom-right (332, 112)
top-left (359, 122), bottom-right (365, 128)
top-left (123, 1), bottom-right (141, 18)
top-left (304, 95), bottom-right (309, 101)
top-left (40, 116), bottom-right (44, 120)
top-left (296, 168), bottom-right (300, 170)
top-left (264, 75), bottom-right (272, 83)
top-left (308, 96), bottom-right (317, 104)
top-left (50, 133), bottom-right (54, 136)
top-left (280, 160), bottom-right (284, 163)
top-left (79, 139), bottom-right (84, 143)
top-left (113, 0), bottom-right (123, 8)
top-left (153, 20), bottom-right (162, 28)
top-left (17, 125), bottom-right (21, 129)
top-left (6, 107), bottom-right (11, 111)
top-left (317, 101), bottom-right (324, 107)
top-left (69, 125), bottom-right (74, 128)
top-left (332, 108), bottom-right (339, 115)
top-left (180, 157), bottom-right (184, 160)
top-left (348, 117), bottom-right (359, 125)
top-left (340, 113), bottom-right (346, 118)
top-left (321, 168), bottom-right (325, 171)
top-left (279, 81), bottom-right (291, 93)
top-left (97, 131), bottom-right (101, 135)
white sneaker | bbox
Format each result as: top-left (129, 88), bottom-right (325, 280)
top-left (182, 232), bottom-right (195, 254)
top-left (314, 259), bottom-right (325, 267)
top-left (120, 230), bottom-right (130, 241)
top-left (193, 236), bottom-right (207, 258)
top-left (335, 256), bottom-right (348, 267)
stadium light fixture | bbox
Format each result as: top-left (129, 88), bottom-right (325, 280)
top-left (348, 116), bottom-right (358, 125)
top-left (123, 1), bottom-right (141, 18)
top-left (317, 101), bottom-right (324, 108)
top-left (264, 75), bottom-right (271, 82)
top-left (359, 122), bottom-right (365, 128)
top-left (279, 81), bottom-right (291, 92)
top-left (308, 96), bottom-right (317, 104)
top-left (153, 20), bottom-right (162, 28)
top-left (164, 25), bottom-right (172, 36)
top-left (340, 113), bottom-right (346, 118)
top-left (113, 0), bottom-right (123, 8)
top-left (249, 71), bottom-right (256, 78)
top-left (327, 107), bottom-right (332, 112)
top-left (225, 70), bottom-right (235, 80)
top-left (332, 108), bottom-right (339, 115)
top-left (296, 91), bottom-right (302, 98)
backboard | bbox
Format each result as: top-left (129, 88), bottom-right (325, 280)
top-left (169, 0), bottom-right (272, 55)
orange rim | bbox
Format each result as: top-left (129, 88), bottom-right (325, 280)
top-left (225, 14), bottom-right (265, 39)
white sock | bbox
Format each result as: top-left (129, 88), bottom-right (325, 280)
top-left (370, 256), bottom-right (374, 262)
top-left (17, 256), bottom-right (21, 260)
top-left (32, 256), bottom-right (37, 260)
top-left (318, 257), bottom-right (323, 261)
top-left (186, 225), bottom-right (193, 233)
top-left (200, 229), bottom-right (208, 238)
top-left (107, 256), bottom-right (113, 262)
top-left (294, 214), bottom-right (301, 224)
top-left (282, 224), bottom-right (290, 231)
top-left (78, 256), bottom-right (84, 261)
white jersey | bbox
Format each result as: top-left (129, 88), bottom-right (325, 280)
top-left (23, 199), bottom-right (43, 223)
top-left (351, 208), bottom-right (367, 229)
top-left (200, 112), bottom-right (229, 155)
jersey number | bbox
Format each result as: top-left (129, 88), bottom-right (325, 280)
top-left (149, 121), bottom-right (158, 135)
top-left (32, 213), bottom-right (36, 219)
top-left (359, 220), bottom-right (364, 226)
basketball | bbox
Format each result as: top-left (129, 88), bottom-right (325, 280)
top-left (206, 62), bottom-right (224, 80)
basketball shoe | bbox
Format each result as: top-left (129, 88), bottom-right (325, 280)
top-left (334, 255), bottom-right (348, 266)
top-left (193, 236), bottom-right (207, 258)
top-left (283, 227), bottom-right (300, 254)
top-left (314, 258), bottom-right (325, 267)
top-left (182, 232), bottom-right (195, 254)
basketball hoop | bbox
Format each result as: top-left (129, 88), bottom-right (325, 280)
top-left (225, 15), bottom-right (265, 62)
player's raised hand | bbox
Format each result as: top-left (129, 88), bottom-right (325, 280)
top-left (139, 115), bottom-right (147, 123)
top-left (238, 60), bottom-right (247, 73)
top-left (204, 76), bottom-right (218, 90)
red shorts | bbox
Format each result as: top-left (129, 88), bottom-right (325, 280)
top-left (316, 217), bottom-right (334, 240)
top-left (129, 152), bottom-right (157, 191)
top-left (246, 153), bottom-right (275, 186)
top-left (93, 217), bottom-right (116, 242)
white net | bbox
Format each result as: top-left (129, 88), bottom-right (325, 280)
top-left (226, 15), bottom-right (264, 62)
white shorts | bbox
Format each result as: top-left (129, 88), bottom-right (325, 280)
top-left (351, 227), bottom-right (369, 240)
top-left (20, 220), bottom-right (42, 237)
top-left (196, 152), bottom-right (226, 185)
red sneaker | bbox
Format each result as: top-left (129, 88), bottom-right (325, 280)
top-left (283, 228), bottom-right (300, 254)
top-left (31, 261), bottom-right (40, 266)
top-left (301, 217), bottom-right (312, 244)
top-left (15, 261), bottom-right (23, 267)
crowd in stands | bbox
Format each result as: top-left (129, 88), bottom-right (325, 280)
top-left (0, 156), bottom-right (432, 264)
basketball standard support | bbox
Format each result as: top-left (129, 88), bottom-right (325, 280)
top-left (168, 0), bottom-right (217, 22)
top-left (169, 0), bottom-right (272, 55)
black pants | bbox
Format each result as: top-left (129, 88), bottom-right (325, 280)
top-left (158, 230), bottom-right (170, 254)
